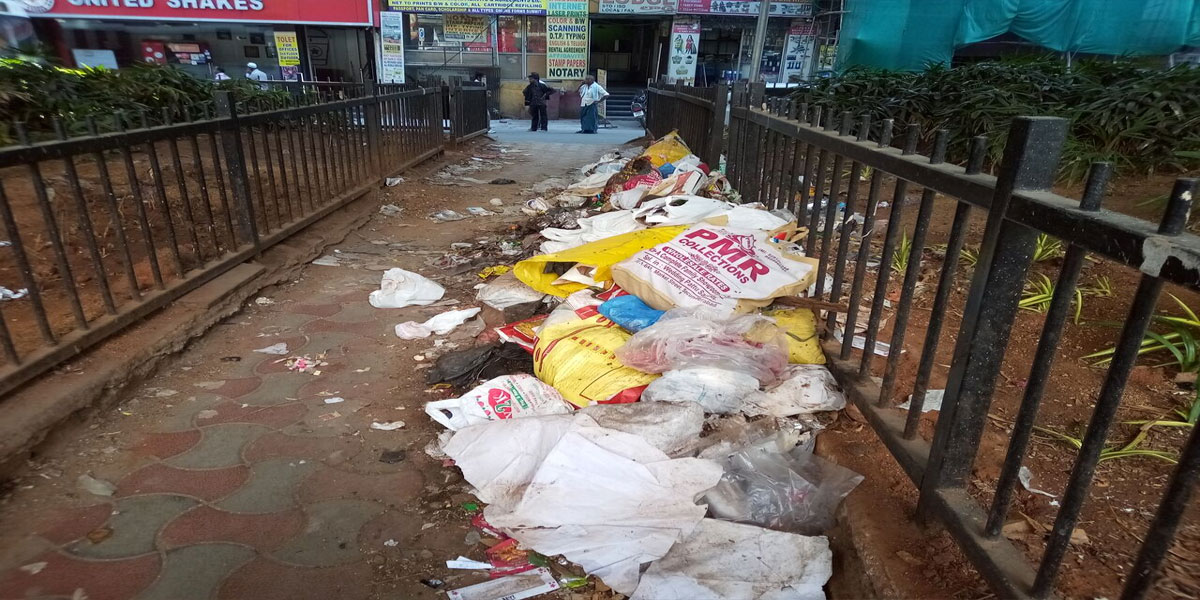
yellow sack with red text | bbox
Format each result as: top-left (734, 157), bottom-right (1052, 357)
top-left (514, 226), bottom-right (687, 297)
top-left (533, 304), bottom-right (658, 408)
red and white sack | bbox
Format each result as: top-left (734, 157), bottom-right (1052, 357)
top-left (425, 374), bottom-right (571, 430)
top-left (610, 224), bottom-right (819, 318)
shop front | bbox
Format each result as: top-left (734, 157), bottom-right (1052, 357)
top-left (19, 0), bottom-right (374, 82)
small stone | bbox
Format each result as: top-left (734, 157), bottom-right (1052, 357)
top-left (489, 198), bottom-right (504, 207)
top-left (383, 539), bottom-right (399, 547)
top-left (464, 530), bottom-right (481, 546)
top-left (419, 549), bottom-right (434, 560)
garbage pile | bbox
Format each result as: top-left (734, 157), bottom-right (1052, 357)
top-left (375, 131), bottom-right (862, 599)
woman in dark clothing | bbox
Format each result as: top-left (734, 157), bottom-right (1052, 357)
top-left (523, 73), bottom-right (554, 132)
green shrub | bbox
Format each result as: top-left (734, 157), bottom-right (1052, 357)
top-left (793, 58), bottom-right (1200, 181)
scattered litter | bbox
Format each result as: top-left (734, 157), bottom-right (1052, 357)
top-left (742, 364), bottom-right (846, 417)
top-left (643, 367), bottom-right (759, 414)
top-left (0, 287), bottom-right (28, 301)
top-left (369, 268), bottom-right (445, 309)
top-left (323, 397), bottom-right (345, 404)
top-left (477, 265), bottom-right (512, 279)
top-left (370, 421), bottom-right (406, 431)
top-left (196, 409), bottom-right (219, 420)
top-left (461, 501), bottom-right (480, 512)
top-left (254, 297), bottom-right (275, 306)
top-left (467, 207), bottom-right (494, 216)
top-left (318, 411), bottom-right (342, 421)
top-left (630, 519), bottom-right (832, 600)
top-left (383, 539), bottom-right (400, 547)
top-left (77, 474), bottom-right (117, 497)
top-left (86, 527), bottom-right (113, 544)
top-left (284, 355), bottom-right (327, 373)
top-left (489, 178), bottom-right (516, 185)
top-left (379, 449), bottom-right (406, 463)
top-left (221, 356), bottom-right (242, 362)
top-left (426, 342), bottom-right (531, 387)
top-left (477, 272), bottom-right (545, 312)
top-left (580, 401), bottom-right (704, 457)
top-left (311, 255), bottom-right (341, 267)
top-left (618, 309), bottom-right (790, 385)
top-left (18, 562), bottom-right (47, 575)
top-left (379, 203), bottom-right (403, 216)
top-left (385, 177), bottom-right (404, 186)
top-left (899, 389), bottom-right (944, 412)
top-left (1018, 466), bottom-right (1057, 498)
top-left (445, 567), bottom-right (558, 600)
top-left (253, 342), bottom-right (289, 355)
top-left (447, 557), bottom-right (493, 570)
top-left (431, 209), bottom-right (468, 222)
top-left (598, 294), bottom-right (663, 332)
top-left (489, 198), bottom-right (504, 207)
top-left (355, 367), bottom-right (371, 373)
top-left (420, 579), bottom-right (445, 589)
top-left (394, 307), bottom-right (483, 340)
top-left (832, 327), bottom-right (891, 357)
top-left (425, 374), bottom-right (570, 430)
top-left (521, 198), bottom-right (551, 215)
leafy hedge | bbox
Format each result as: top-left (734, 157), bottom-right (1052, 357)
top-left (793, 59), bottom-right (1200, 181)
top-left (0, 60), bottom-right (289, 144)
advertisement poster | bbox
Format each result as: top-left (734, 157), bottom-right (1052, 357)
top-left (666, 17), bottom-right (700, 84)
top-left (380, 11), bottom-right (406, 83)
top-left (676, 0), bottom-right (811, 16)
top-left (71, 49), bottom-right (119, 70)
top-left (388, 0), bottom-right (547, 14)
top-left (273, 31), bottom-right (301, 79)
top-left (817, 43), bottom-right (836, 73)
top-left (598, 0), bottom-right (676, 14)
top-left (597, 69), bottom-right (607, 119)
top-left (780, 21), bottom-right (815, 82)
top-left (442, 14), bottom-right (489, 42)
top-left (22, 0), bottom-right (374, 26)
top-left (546, 0), bottom-right (588, 80)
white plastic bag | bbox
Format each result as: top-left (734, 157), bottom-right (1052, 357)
top-left (742, 365), bottom-right (845, 417)
top-left (394, 307), bottom-right (483, 340)
top-left (634, 195), bottom-right (732, 226)
top-left (617, 309), bottom-right (790, 385)
top-left (424, 374), bottom-right (571, 430)
top-left (539, 210), bottom-right (646, 254)
top-left (476, 272), bottom-right (545, 310)
top-left (369, 268), bottom-right (445, 309)
top-left (580, 401), bottom-right (704, 457)
top-left (642, 367), bottom-right (760, 414)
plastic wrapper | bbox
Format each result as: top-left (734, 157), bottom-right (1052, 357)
top-left (742, 365), bottom-right (845, 417)
top-left (368, 268), bottom-right (445, 308)
top-left (704, 434), bottom-right (864, 536)
top-left (477, 272), bottom-right (545, 310)
top-left (642, 367), bottom-right (760, 414)
top-left (424, 374), bottom-right (571, 430)
top-left (597, 294), bottom-right (664, 333)
top-left (616, 309), bottom-right (790, 385)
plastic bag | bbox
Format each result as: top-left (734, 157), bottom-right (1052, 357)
top-left (611, 224), bottom-right (819, 318)
top-left (515, 226), bottom-right (687, 297)
top-left (767, 308), bottom-right (825, 364)
top-left (580, 401), bottom-right (704, 457)
top-left (476, 272), bottom-right (546, 310)
top-left (394, 307), bottom-right (483, 339)
top-left (616, 309), bottom-right (790, 385)
top-left (742, 365), bottom-right (845, 417)
top-left (703, 434), bottom-right (864, 536)
top-left (533, 304), bottom-right (658, 408)
top-left (424, 374), bottom-right (571, 430)
top-left (369, 268), bottom-right (445, 308)
top-left (634, 195), bottom-right (733, 227)
top-left (598, 294), bottom-right (664, 333)
top-left (640, 131), bottom-right (692, 168)
top-left (642, 367), bottom-right (760, 414)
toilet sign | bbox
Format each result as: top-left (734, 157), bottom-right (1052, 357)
top-left (598, 0), bottom-right (676, 14)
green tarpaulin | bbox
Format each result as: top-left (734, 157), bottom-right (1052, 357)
top-left (837, 0), bottom-right (1200, 72)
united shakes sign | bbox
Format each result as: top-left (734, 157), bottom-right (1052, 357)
top-left (20, 0), bottom-right (375, 25)
top-left (546, 0), bottom-right (587, 80)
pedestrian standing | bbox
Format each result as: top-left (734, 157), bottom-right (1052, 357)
top-left (577, 74), bottom-right (608, 134)
top-left (245, 62), bottom-right (269, 90)
top-left (524, 73), bottom-right (553, 132)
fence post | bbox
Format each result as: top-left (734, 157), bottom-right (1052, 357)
top-left (918, 117), bottom-right (1068, 517)
top-left (213, 91), bottom-right (260, 251)
top-left (707, 80), bottom-right (728, 168)
top-left (445, 77), bottom-right (463, 148)
top-left (363, 79), bottom-right (383, 181)
top-left (672, 79), bottom-right (683, 134)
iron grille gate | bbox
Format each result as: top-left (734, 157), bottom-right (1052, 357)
top-left (0, 82), bottom-right (459, 399)
top-left (648, 81), bottom-right (1200, 600)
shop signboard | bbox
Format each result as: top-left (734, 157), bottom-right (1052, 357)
top-left (442, 14), bottom-right (489, 42)
top-left (379, 10), bottom-right (405, 83)
top-left (18, 0), bottom-right (375, 25)
top-left (665, 16), bottom-right (699, 84)
top-left (71, 48), bottom-right (119, 69)
top-left (598, 0), bottom-right (676, 15)
top-left (780, 20), bottom-right (814, 82)
top-left (816, 43), bottom-right (836, 72)
top-left (677, 0), bottom-right (811, 16)
top-left (546, 0), bottom-right (587, 80)
top-left (387, 0), bottom-right (547, 14)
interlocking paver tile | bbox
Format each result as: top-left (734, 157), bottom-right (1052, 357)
top-left (269, 500), bottom-right (385, 567)
top-left (198, 401), bottom-right (307, 429)
top-left (147, 395), bottom-right (225, 433)
top-left (0, 551), bottom-right (161, 600)
top-left (134, 543), bottom-right (255, 600)
top-left (117, 464), bottom-right (249, 501)
top-left (218, 557), bottom-right (373, 600)
top-left (211, 377), bottom-right (263, 399)
top-left (161, 505), bottom-right (305, 550)
top-left (165, 424), bottom-right (270, 469)
top-left (297, 466), bottom-right (424, 505)
top-left (129, 430), bottom-right (202, 460)
top-left (216, 458), bottom-right (316, 514)
top-left (244, 431), bottom-right (363, 465)
top-left (68, 495), bottom-right (197, 559)
top-left (33, 503), bottom-right (114, 545)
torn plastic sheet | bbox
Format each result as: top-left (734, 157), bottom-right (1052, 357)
top-left (630, 519), bottom-right (832, 600)
top-left (446, 567), bottom-right (560, 600)
top-left (369, 268), bottom-right (446, 309)
top-left (831, 327), bottom-right (890, 357)
top-left (899, 389), bottom-right (944, 412)
top-left (1019, 466), bottom-right (1057, 498)
top-left (394, 307), bottom-right (483, 339)
top-left (443, 413), bottom-right (723, 595)
top-left (741, 365), bottom-right (846, 418)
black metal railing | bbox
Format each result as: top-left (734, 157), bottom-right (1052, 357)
top-left (446, 80), bottom-right (490, 144)
top-left (645, 80), bottom-right (726, 168)
top-left (0, 82), bottom-right (452, 397)
top-left (650, 80), bottom-right (1200, 600)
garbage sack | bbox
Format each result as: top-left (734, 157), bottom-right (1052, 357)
top-left (642, 367), bottom-right (760, 414)
top-left (706, 204), bottom-right (794, 231)
top-left (741, 365), bottom-right (845, 418)
top-left (703, 434), bottom-right (863, 536)
top-left (394, 307), bottom-right (483, 339)
top-left (443, 413), bottom-right (723, 595)
top-left (598, 294), bottom-right (664, 333)
top-left (616, 309), bottom-right (790, 385)
top-left (611, 224), bottom-right (819, 318)
top-left (694, 415), bottom-right (814, 461)
top-left (630, 518), bottom-right (832, 600)
top-left (476, 272), bottom-right (546, 310)
top-left (539, 210), bottom-right (646, 254)
top-left (369, 268), bottom-right (445, 309)
top-left (534, 304), bottom-right (659, 408)
top-left (634, 195), bottom-right (732, 227)
top-left (767, 308), bottom-right (826, 364)
top-left (425, 374), bottom-right (571, 430)
top-left (566, 171), bottom-right (613, 196)
top-left (645, 171), bottom-right (708, 198)
top-left (641, 131), bottom-right (692, 168)
top-left (609, 187), bottom-right (648, 210)
top-left (426, 342), bottom-right (533, 387)
top-left (580, 401), bottom-right (704, 457)
top-left (515, 226), bottom-right (686, 297)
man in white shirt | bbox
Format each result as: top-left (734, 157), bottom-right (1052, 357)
top-left (245, 62), bottom-right (269, 89)
top-left (577, 74), bottom-right (608, 134)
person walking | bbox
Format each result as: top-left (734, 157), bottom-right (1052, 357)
top-left (214, 67), bottom-right (231, 81)
top-left (245, 62), bottom-right (269, 89)
top-left (523, 73), bottom-right (553, 132)
top-left (577, 74), bottom-right (608, 134)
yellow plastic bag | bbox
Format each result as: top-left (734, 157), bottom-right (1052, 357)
top-left (767, 308), bottom-right (826, 365)
top-left (533, 305), bottom-right (658, 408)
top-left (640, 131), bottom-right (692, 168)
top-left (514, 226), bottom-right (687, 297)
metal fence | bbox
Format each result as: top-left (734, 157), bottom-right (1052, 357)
top-left (446, 80), bottom-right (490, 145)
top-left (0, 82), bottom-right (452, 397)
top-left (649, 81), bottom-right (1200, 600)
top-left (645, 80), bottom-right (727, 167)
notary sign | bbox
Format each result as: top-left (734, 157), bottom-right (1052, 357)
top-left (598, 0), bottom-right (676, 14)
top-left (546, 0), bottom-right (588, 80)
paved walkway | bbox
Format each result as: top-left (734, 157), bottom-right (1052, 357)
top-left (490, 118), bottom-right (644, 145)
top-left (0, 137), bottom-right (614, 599)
